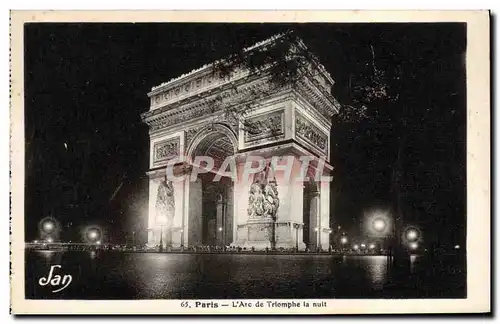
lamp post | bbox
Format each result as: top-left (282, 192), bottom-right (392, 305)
top-left (86, 228), bottom-right (101, 246)
top-left (403, 227), bottom-right (421, 254)
top-left (368, 213), bottom-right (391, 254)
top-left (40, 217), bottom-right (59, 242)
top-left (293, 223), bottom-right (300, 251)
top-left (340, 236), bottom-right (348, 248)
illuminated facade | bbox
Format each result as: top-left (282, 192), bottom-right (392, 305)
top-left (141, 35), bottom-right (338, 250)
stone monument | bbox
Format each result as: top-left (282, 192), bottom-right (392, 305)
top-left (141, 34), bottom-right (338, 250)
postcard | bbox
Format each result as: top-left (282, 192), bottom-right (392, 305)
top-left (10, 10), bottom-right (490, 314)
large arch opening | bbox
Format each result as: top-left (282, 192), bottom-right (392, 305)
top-left (188, 124), bottom-right (237, 247)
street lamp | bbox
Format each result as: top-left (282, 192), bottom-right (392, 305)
top-left (39, 218), bottom-right (59, 242)
top-left (89, 231), bottom-right (98, 240)
top-left (364, 210), bottom-right (395, 257)
top-left (405, 228), bottom-right (419, 242)
top-left (372, 218), bottom-right (386, 233)
top-left (86, 228), bottom-right (101, 243)
top-left (364, 210), bottom-right (393, 238)
top-left (46, 237), bottom-right (53, 243)
top-left (43, 221), bottom-right (55, 233)
top-left (340, 236), bottom-right (348, 245)
top-left (402, 226), bottom-right (422, 253)
top-left (369, 243), bottom-right (375, 250)
top-left (293, 223), bottom-right (300, 251)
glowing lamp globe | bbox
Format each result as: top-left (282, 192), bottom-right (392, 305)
top-left (87, 228), bottom-right (101, 242)
top-left (406, 229), bottom-right (419, 241)
top-left (43, 221), bottom-right (55, 233)
top-left (372, 218), bottom-right (386, 232)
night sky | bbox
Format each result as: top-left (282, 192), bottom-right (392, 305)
top-left (24, 23), bottom-right (466, 246)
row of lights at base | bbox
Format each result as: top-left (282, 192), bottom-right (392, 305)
top-left (36, 218), bottom-right (103, 244)
top-left (33, 238), bottom-right (102, 245)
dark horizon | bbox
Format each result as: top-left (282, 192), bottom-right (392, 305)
top-left (24, 23), bottom-right (466, 247)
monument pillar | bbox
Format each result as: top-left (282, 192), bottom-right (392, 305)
top-left (309, 189), bottom-right (320, 250)
top-left (186, 178), bottom-right (203, 247)
top-left (216, 194), bottom-right (224, 246)
top-left (319, 179), bottom-right (331, 249)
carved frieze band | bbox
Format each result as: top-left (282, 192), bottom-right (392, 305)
top-left (295, 114), bottom-right (328, 154)
top-left (145, 78), bottom-right (289, 134)
top-left (153, 137), bottom-right (180, 164)
top-left (151, 71), bottom-right (230, 108)
top-left (244, 109), bottom-right (285, 144)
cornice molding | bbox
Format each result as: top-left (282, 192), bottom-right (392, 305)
top-left (142, 78), bottom-right (336, 135)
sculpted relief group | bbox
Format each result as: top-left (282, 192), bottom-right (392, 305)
top-left (141, 34), bottom-right (338, 251)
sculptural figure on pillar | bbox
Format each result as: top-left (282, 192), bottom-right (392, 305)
top-left (263, 178), bottom-right (279, 221)
top-left (155, 176), bottom-right (175, 245)
top-left (247, 163), bottom-right (279, 221)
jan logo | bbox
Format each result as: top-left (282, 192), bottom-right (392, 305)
top-left (38, 265), bottom-right (72, 293)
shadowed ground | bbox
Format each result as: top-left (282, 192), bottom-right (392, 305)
top-left (25, 250), bottom-right (465, 299)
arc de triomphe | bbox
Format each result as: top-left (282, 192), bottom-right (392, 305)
top-left (141, 35), bottom-right (339, 250)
